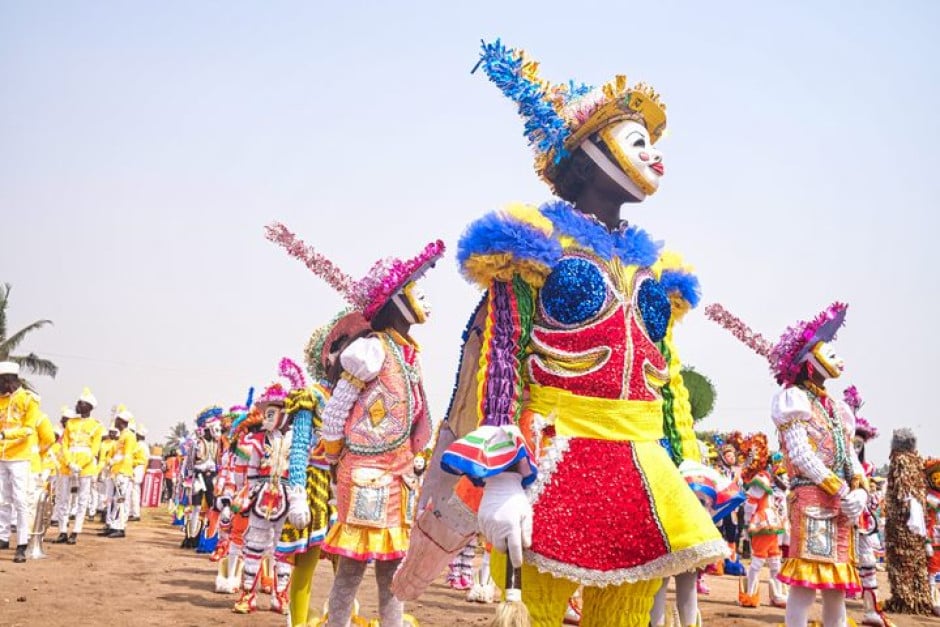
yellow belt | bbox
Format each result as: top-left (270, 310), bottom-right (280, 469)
top-left (525, 384), bottom-right (664, 442)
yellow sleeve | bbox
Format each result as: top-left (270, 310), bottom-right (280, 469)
top-left (90, 424), bottom-right (103, 460)
top-left (1, 393), bottom-right (40, 441)
top-left (663, 322), bottom-right (701, 464)
top-left (36, 414), bottom-right (56, 455)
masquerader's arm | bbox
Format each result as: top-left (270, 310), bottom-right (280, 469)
top-left (656, 251), bottom-right (702, 465)
top-left (286, 385), bottom-right (328, 487)
top-left (441, 205), bottom-right (559, 486)
top-left (320, 337), bottom-right (384, 460)
top-left (772, 388), bottom-right (849, 497)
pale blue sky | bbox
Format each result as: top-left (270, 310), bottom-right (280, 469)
top-left (2, 2), bottom-right (937, 463)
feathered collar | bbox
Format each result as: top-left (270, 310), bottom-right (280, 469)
top-left (540, 200), bottom-right (661, 267)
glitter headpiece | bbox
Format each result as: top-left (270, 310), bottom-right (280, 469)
top-left (705, 301), bottom-right (847, 386)
top-left (265, 222), bottom-right (445, 321)
top-left (305, 309), bottom-right (371, 381)
top-left (257, 357), bottom-right (306, 405)
top-left (196, 405), bottom-right (224, 428)
top-left (474, 39), bottom-right (667, 185)
top-left (844, 386), bottom-right (878, 440)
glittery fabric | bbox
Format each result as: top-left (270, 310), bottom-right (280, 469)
top-left (529, 438), bottom-right (666, 572)
top-left (539, 257), bottom-right (607, 326)
top-left (481, 282), bottom-right (523, 427)
top-left (636, 278), bottom-right (670, 342)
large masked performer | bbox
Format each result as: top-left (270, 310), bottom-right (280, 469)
top-left (232, 360), bottom-right (306, 615)
top-left (707, 302), bottom-right (867, 627)
top-left (390, 40), bottom-right (727, 627)
top-left (52, 388), bottom-right (104, 545)
top-left (883, 428), bottom-right (934, 616)
top-left (844, 386), bottom-right (892, 626)
top-left (925, 457), bottom-right (940, 616)
top-left (265, 223), bottom-right (442, 627)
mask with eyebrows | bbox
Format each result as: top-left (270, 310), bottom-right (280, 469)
top-left (805, 341), bottom-right (844, 380)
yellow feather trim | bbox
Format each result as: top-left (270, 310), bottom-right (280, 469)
top-left (503, 203), bottom-right (554, 235)
top-left (463, 254), bottom-right (551, 290)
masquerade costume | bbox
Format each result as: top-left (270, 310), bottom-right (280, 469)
top-left (883, 429), bottom-right (934, 615)
top-left (392, 41), bottom-right (726, 627)
top-left (737, 433), bottom-right (787, 609)
top-left (265, 223), bottom-right (442, 627)
top-left (186, 406), bottom-right (223, 550)
top-left (232, 363), bottom-right (304, 615)
top-left (707, 302), bottom-right (867, 626)
top-left (924, 457), bottom-right (940, 615)
top-left (844, 386), bottom-right (892, 626)
top-left (282, 311), bottom-right (371, 627)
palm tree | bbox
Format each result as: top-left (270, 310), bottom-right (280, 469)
top-left (164, 421), bottom-right (189, 455)
top-left (0, 283), bottom-right (57, 377)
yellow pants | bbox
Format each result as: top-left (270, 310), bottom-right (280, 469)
top-left (289, 546), bottom-right (321, 627)
top-left (492, 551), bottom-right (661, 627)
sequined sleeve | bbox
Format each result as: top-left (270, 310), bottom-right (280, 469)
top-left (772, 388), bottom-right (847, 497)
top-left (441, 277), bottom-right (539, 486)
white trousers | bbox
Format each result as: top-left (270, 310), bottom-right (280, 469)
top-left (54, 475), bottom-right (93, 534)
top-left (0, 460), bottom-right (30, 546)
top-left (129, 467), bottom-right (144, 518)
top-left (108, 475), bottom-right (131, 531)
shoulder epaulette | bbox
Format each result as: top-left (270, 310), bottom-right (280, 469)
top-left (457, 203), bottom-right (561, 289)
top-left (653, 250), bottom-right (701, 321)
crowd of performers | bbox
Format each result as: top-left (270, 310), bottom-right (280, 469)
top-left (5, 37), bottom-right (940, 627)
top-left (0, 372), bottom-right (155, 563)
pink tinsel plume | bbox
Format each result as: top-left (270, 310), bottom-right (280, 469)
top-left (843, 385), bottom-right (863, 411)
top-left (279, 357), bottom-right (307, 391)
top-left (704, 303), bottom-right (773, 359)
top-left (264, 222), bottom-right (357, 302)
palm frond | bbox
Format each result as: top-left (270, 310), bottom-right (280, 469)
top-left (10, 353), bottom-right (58, 378)
top-left (0, 283), bottom-right (10, 341)
top-left (0, 319), bottom-right (53, 356)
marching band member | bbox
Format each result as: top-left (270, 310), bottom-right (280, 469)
top-left (104, 410), bottom-right (138, 539)
top-left (0, 361), bottom-right (44, 563)
top-left (52, 388), bottom-right (103, 545)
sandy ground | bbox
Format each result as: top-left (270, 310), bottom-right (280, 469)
top-left (1, 509), bottom-right (939, 627)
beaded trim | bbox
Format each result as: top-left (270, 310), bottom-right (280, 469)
top-left (525, 429), bottom-right (571, 507)
top-left (523, 538), bottom-right (729, 587)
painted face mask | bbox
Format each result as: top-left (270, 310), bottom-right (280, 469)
top-left (393, 281), bottom-right (431, 325)
top-left (207, 422), bottom-right (222, 440)
top-left (807, 341), bottom-right (844, 379)
top-left (261, 404), bottom-right (285, 432)
top-left (580, 119), bottom-right (664, 201)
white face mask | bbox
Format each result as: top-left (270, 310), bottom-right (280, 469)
top-left (261, 404), bottom-right (284, 432)
top-left (393, 281), bottom-right (431, 325)
top-left (806, 341), bottom-right (845, 380)
top-left (207, 423), bottom-right (222, 440)
top-left (604, 120), bottom-right (664, 192)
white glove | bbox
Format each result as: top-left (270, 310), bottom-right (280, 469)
top-left (907, 497), bottom-right (927, 537)
top-left (69, 463), bottom-right (82, 476)
top-left (477, 472), bottom-right (532, 568)
top-left (287, 485), bottom-right (311, 530)
top-left (840, 488), bottom-right (868, 520)
top-left (927, 543), bottom-right (935, 558)
top-left (220, 505), bottom-right (232, 526)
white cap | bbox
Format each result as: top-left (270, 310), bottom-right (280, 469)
top-left (137, 426), bottom-right (148, 437)
top-left (116, 410), bottom-right (134, 422)
top-left (0, 361), bottom-right (19, 376)
top-left (79, 387), bottom-right (98, 409)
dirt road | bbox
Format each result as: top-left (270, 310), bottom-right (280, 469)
top-left (1, 510), bottom-right (937, 626)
